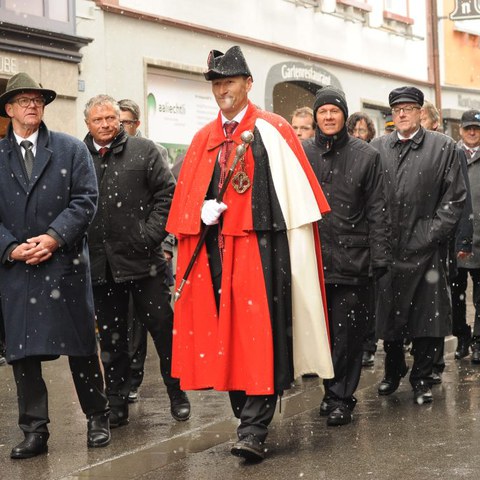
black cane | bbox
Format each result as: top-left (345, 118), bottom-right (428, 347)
top-left (174, 130), bottom-right (254, 301)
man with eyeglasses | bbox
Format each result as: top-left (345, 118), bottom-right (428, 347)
top-left (117, 98), bottom-right (176, 404)
top-left (291, 106), bottom-right (316, 140)
top-left (0, 72), bottom-right (111, 458)
top-left (371, 86), bottom-right (467, 405)
top-left (83, 94), bottom-right (191, 428)
top-left (303, 85), bottom-right (391, 426)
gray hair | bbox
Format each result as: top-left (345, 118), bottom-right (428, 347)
top-left (118, 98), bottom-right (140, 120)
top-left (84, 94), bottom-right (120, 119)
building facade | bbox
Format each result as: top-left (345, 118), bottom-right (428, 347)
top-left (0, 0), bottom-right (479, 151)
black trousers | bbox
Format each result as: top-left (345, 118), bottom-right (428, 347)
top-left (383, 337), bottom-right (444, 388)
top-left (206, 225), bottom-right (277, 440)
top-left (451, 268), bottom-right (480, 341)
top-left (0, 307), bottom-right (5, 353)
top-left (93, 267), bottom-right (179, 408)
top-left (323, 283), bottom-right (370, 407)
top-left (229, 391), bottom-right (278, 443)
top-left (362, 278), bottom-right (377, 354)
top-left (127, 294), bottom-right (148, 390)
top-left (12, 355), bottom-right (108, 434)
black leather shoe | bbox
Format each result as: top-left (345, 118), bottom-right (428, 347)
top-left (319, 398), bottom-right (335, 417)
top-left (169, 389), bottom-right (191, 422)
top-left (455, 337), bottom-right (471, 360)
top-left (231, 434), bottom-right (265, 461)
top-left (471, 343), bottom-right (480, 364)
top-left (427, 371), bottom-right (442, 385)
top-left (10, 433), bottom-right (49, 459)
top-left (378, 365), bottom-right (409, 396)
top-left (109, 407), bottom-right (129, 428)
top-left (128, 388), bottom-right (139, 403)
top-left (87, 413), bottom-right (111, 448)
top-left (362, 351), bottom-right (375, 367)
top-left (413, 382), bottom-right (433, 405)
top-left (327, 405), bottom-right (353, 427)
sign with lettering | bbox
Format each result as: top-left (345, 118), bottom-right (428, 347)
top-left (0, 56), bottom-right (18, 74)
top-left (450, 0), bottom-right (480, 20)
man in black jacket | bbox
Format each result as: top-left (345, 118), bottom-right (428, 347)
top-left (371, 86), bottom-right (466, 405)
top-left (303, 86), bottom-right (391, 426)
top-left (83, 95), bottom-right (190, 427)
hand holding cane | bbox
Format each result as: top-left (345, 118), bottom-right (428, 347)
top-left (174, 130), bottom-right (254, 301)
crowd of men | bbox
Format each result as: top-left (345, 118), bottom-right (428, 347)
top-left (0, 45), bottom-right (478, 464)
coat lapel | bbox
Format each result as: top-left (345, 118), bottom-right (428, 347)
top-left (5, 141), bottom-right (29, 194)
top-left (29, 144), bottom-right (52, 190)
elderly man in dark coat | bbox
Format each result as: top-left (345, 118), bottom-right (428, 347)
top-left (0, 73), bottom-right (110, 459)
top-left (371, 86), bottom-right (467, 405)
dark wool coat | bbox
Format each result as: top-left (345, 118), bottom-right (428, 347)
top-left (371, 129), bottom-right (466, 340)
top-left (0, 123), bottom-right (98, 362)
top-left (457, 141), bottom-right (480, 269)
top-left (84, 130), bottom-right (175, 285)
top-left (303, 129), bottom-right (392, 285)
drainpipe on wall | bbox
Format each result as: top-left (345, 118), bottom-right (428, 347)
top-left (427, 0), bottom-right (442, 112)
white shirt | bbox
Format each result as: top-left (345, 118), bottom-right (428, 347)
top-left (14, 130), bottom-right (39, 158)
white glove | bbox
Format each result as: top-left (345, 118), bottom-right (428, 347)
top-left (201, 200), bottom-right (228, 225)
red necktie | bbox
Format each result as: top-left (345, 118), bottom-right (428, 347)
top-left (217, 121), bottom-right (238, 262)
top-left (218, 121), bottom-right (238, 191)
top-left (98, 147), bottom-right (110, 157)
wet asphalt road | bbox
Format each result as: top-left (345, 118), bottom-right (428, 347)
top-left (2, 336), bottom-right (480, 480)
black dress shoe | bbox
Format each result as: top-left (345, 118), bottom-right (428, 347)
top-left (128, 388), bottom-right (139, 403)
top-left (109, 407), bottom-right (129, 428)
top-left (378, 365), bottom-right (409, 396)
top-left (413, 382), bottom-right (433, 405)
top-left (10, 433), bottom-right (49, 459)
top-left (327, 405), bottom-right (353, 427)
top-left (471, 343), bottom-right (480, 364)
top-left (169, 389), bottom-right (191, 422)
top-left (427, 371), bottom-right (442, 385)
top-left (361, 351), bottom-right (375, 367)
top-left (319, 398), bottom-right (335, 417)
top-left (231, 434), bottom-right (265, 461)
top-left (455, 337), bottom-right (471, 360)
top-left (87, 413), bottom-right (111, 448)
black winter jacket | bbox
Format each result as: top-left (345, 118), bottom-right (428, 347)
top-left (303, 127), bottom-right (391, 285)
top-left (84, 130), bottom-right (176, 284)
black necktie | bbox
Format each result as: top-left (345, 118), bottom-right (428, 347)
top-left (20, 140), bottom-right (34, 179)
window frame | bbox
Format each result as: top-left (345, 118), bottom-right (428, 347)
top-left (0, 0), bottom-right (75, 36)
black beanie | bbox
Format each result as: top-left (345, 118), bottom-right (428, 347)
top-left (313, 85), bottom-right (348, 120)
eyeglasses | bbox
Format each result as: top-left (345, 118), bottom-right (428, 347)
top-left (392, 106), bottom-right (421, 115)
top-left (120, 120), bottom-right (138, 126)
top-left (11, 96), bottom-right (46, 108)
top-left (353, 128), bottom-right (368, 135)
top-left (317, 108), bottom-right (342, 117)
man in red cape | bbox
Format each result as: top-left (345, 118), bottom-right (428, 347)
top-left (167, 46), bottom-right (333, 461)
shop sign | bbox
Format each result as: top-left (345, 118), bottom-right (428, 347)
top-left (0, 55), bottom-right (18, 74)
